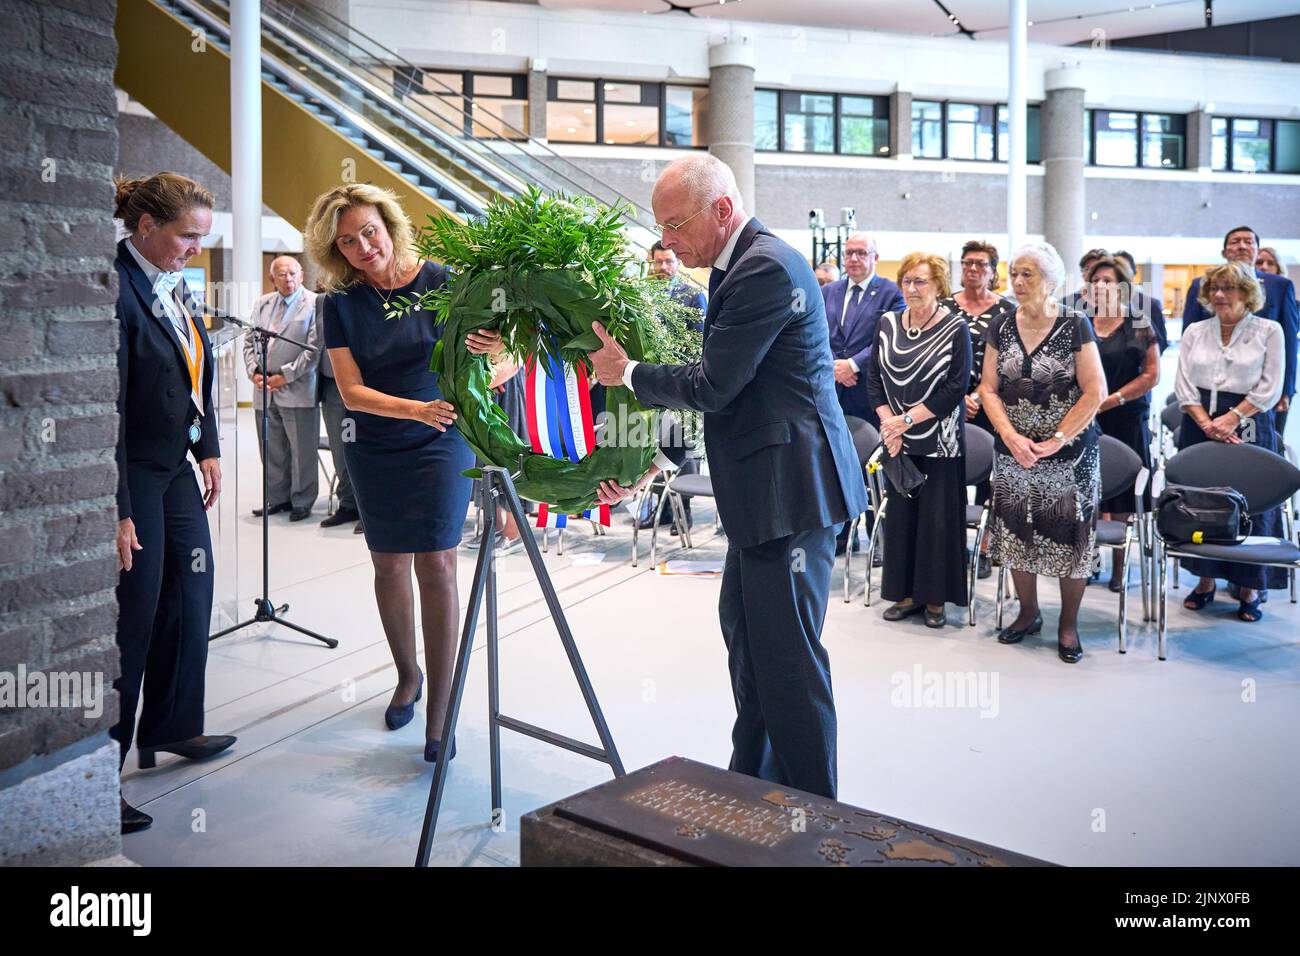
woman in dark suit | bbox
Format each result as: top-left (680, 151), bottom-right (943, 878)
top-left (113, 173), bottom-right (236, 834)
top-left (306, 184), bottom-right (516, 764)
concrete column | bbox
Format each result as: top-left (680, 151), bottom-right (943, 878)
top-left (889, 89), bottom-right (912, 159)
top-left (528, 58), bottom-right (547, 141)
top-left (1187, 109), bottom-right (1212, 172)
top-left (1042, 65), bottom-right (1086, 287)
top-left (1006, 0), bottom-right (1028, 256)
top-left (708, 35), bottom-right (755, 215)
top-left (231, 0), bottom-right (263, 325)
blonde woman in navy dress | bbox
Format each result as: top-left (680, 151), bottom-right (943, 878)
top-left (306, 184), bottom-right (515, 763)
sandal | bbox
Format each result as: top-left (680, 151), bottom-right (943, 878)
top-left (1184, 586), bottom-right (1216, 611)
top-left (1238, 598), bottom-right (1264, 622)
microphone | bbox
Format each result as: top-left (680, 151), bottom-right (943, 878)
top-left (187, 297), bottom-right (317, 352)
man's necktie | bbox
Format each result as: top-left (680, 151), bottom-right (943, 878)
top-left (269, 297), bottom-right (287, 333)
top-left (843, 284), bottom-right (863, 327)
top-left (709, 267), bottom-right (725, 300)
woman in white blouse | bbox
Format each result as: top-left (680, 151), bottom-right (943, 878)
top-left (1174, 261), bottom-right (1285, 621)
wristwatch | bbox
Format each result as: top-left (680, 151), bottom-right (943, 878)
top-left (1115, 393), bottom-right (1127, 406)
top-left (1229, 407), bottom-right (1245, 421)
top-left (903, 412), bottom-right (914, 426)
top-left (1053, 430), bottom-right (1067, 447)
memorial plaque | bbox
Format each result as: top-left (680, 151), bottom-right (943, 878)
top-left (529, 756), bottom-right (1051, 867)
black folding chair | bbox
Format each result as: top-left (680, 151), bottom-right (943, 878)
top-left (963, 424), bottom-right (995, 626)
top-left (1156, 441), bottom-right (1300, 660)
top-left (1094, 435), bottom-right (1151, 652)
top-left (841, 416), bottom-right (884, 604)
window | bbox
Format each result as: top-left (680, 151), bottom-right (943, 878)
top-left (466, 72), bottom-right (527, 140)
top-left (947, 103), bottom-right (996, 161)
top-left (911, 101), bottom-right (1039, 162)
top-left (548, 78), bottom-right (596, 143)
top-left (1087, 110), bottom-right (1185, 169)
top-left (912, 100), bottom-right (943, 158)
top-left (1213, 116), bottom-right (1300, 173)
top-left (602, 82), bottom-right (659, 146)
top-left (546, 78), bottom-right (704, 147)
top-left (782, 92), bottom-right (835, 153)
top-left (1093, 110), bottom-right (1138, 166)
top-left (754, 89), bottom-right (892, 155)
top-left (665, 86), bottom-right (708, 147)
top-left (840, 95), bottom-right (889, 155)
top-left (1142, 113), bottom-right (1185, 168)
top-left (754, 90), bottom-right (779, 150)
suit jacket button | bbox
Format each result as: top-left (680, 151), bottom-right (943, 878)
top-left (167, 387), bottom-right (176, 397)
top-left (167, 414), bottom-right (177, 424)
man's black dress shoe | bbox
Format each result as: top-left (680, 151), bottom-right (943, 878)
top-left (1058, 631), bottom-right (1084, 663)
top-left (321, 508), bottom-right (360, 527)
top-left (252, 502), bottom-right (291, 517)
top-left (289, 507), bottom-right (312, 521)
top-left (121, 796), bottom-right (152, 834)
top-left (138, 734), bottom-right (236, 769)
top-left (882, 601), bottom-right (926, 622)
top-left (997, 611), bottom-right (1043, 644)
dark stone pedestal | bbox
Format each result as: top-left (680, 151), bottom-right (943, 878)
top-left (521, 756), bottom-right (1053, 867)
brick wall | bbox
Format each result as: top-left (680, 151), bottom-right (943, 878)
top-left (0, 0), bottom-right (121, 792)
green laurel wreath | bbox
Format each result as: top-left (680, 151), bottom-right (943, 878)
top-left (387, 186), bottom-right (702, 515)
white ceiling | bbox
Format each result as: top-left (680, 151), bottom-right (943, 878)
top-left (534, 0), bottom-right (1300, 46)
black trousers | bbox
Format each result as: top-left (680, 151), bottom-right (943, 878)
top-left (719, 525), bottom-right (838, 799)
top-left (111, 461), bottom-right (213, 768)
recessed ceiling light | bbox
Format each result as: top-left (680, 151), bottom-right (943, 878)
top-left (567, 127), bottom-right (577, 133)
top-left (583, 108), bottom-right (593, 115)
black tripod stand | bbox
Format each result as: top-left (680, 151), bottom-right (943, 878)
top-left (414, 465), bottom-right (624, 866)
top-left (209, 315), bottom-right (337, 649)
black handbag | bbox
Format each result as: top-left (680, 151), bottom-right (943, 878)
top-left (876, 446), bottom-right (927, 498)
top-left (1155, 485), bottom-right (1252, 545)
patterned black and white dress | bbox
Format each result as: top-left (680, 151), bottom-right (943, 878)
top-left (866, 308), bottom-right (972, 607)
top-left (985, 308), bottom-right (1100, 579)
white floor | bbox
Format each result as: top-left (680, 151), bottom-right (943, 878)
top-left (120, 400), bottom-right (1300, 867)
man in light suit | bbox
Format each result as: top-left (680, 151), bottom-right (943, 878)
top-left (821, 232), bottom-right (905, 428)
top-left (243, 256), bottom-right (322, 521)
top-left (589, 155), bottom-right (868, 799)
top-left (1183, 225), bottom-right (1299, 436)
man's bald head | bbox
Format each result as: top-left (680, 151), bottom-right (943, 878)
top-left (651, 155), bottom-right (746, 269)
top-left (270, 255), bottom-right (303, 297)
top-left (842, 232), bottom-right (878, 283)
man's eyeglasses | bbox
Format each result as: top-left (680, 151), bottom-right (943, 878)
top-left (843, 248), bottom-right (875, 259)
top-left (655, 200), bottom-right (716, 236)
top-left (961, 259), bottom-right (991, 270)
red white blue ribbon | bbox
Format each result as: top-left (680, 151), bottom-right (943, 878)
top-left (524, 355), bottom-right (610, 529)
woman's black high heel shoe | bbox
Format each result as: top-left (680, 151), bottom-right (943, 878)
top-left (997, 610), bottom-right (1043, 644)
top-left (1184, 586), bottom-right (1216, 611)
top-left (423, 736), bottom-right (457, 764)
top-left (138, 735), bottom-right (236, 769)
top-left (385, 670), bottom-right (424, 731)
top-left (1058, 630), bottom-right (1084, 663)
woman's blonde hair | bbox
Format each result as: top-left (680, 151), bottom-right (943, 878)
top-left (1197, 261), bottom-right (1265, 315)
top-left (303, 183), bottom-right (419, 291)
top-left (896, 252), bottom-right (952, 300)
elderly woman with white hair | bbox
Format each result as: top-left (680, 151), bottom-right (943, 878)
top-left (978, 241), bottom-right (1107, 663)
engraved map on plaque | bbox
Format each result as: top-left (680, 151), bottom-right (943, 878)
top-left (552, 757), bottom-right (1051, 867)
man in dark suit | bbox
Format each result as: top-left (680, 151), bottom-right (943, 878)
top-left (588, 155), bottom-right (867, 799)
top-left (1183, 226), bottom-right (1300, 435)
top-left (821, 232), bottom-right (904, 428)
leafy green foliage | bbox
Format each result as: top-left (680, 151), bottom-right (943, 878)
top-left (391, 186), bottom-right (702, 514)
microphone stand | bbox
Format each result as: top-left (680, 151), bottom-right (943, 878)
top-left (204, 306), bottom-right (338, 649)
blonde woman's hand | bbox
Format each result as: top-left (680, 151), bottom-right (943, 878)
top-left (414, 400), bottom-right (457, 431)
